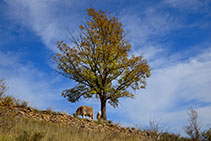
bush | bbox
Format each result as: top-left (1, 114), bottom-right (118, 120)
top-left (1, 96), bottom-right (16, 107)
top-left (0, 78), bottom-right (29, 108)
top-left (200, 128), bottom-right (211, 141)
top-left (159, 132), bottom-right (179, 141)
top-left (46, 107), bottom-right (53, 114)
top-left (107, 120), bottom-right (113, 124)
top-left (131, 127), bottom-right (136, 130)
top-left (16, 99), bottom-right (28, 108)
top-left (184, 108), bottom-right (200, 141)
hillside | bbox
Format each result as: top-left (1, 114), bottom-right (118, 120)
top-left (0, 102), bottom-right (155, 141)
top-left (0, 99), bottom-right (194, 141)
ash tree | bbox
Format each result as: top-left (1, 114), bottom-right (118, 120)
top-left (54, 8), bottom-right (151, 120)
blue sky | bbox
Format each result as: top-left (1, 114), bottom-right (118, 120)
top-left (0, 0), bottom-right (211, 136)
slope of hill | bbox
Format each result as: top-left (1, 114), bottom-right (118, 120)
top-left (0, 103), bottom-right (154, 141)
top-left (0, 100), bottom-right (192, 141)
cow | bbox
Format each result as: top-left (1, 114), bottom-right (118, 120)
top-left (96, 111), bottom-right (101, 120)
top-left (73, 106), bottom-right (94, 120)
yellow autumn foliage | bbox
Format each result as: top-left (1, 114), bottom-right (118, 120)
top-left (54, 8), bottom-right (151, 120)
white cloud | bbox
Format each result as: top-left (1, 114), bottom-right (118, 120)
top-left (120, 1), bottom-right (210, 69)
top-left (119, 4), bottom-right (180, 70)
top-left (0, 50), bottom-right (73, 110)
top-left (115, 47), bottom-right (211, 133)
top-left (0, 51), bottom-right (22, 67)
top-left (4, 0), bottom-right (81, 52)
top-left (163, 0), bottom-right (209, 10)
top-left (116, 3), bottom-right (211, 133)
top-left (120, 3), bottom-right (179, 47)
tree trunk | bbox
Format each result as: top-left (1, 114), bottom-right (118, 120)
top-left (100, 98), bottom-right (107, 120)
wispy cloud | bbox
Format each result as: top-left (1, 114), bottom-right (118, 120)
top-left (115, 47), bottom-right (211, 132)
top-left (119, 2), bottom-right (181, 70)
top-left (163, 0), bottom-right (210, 11)
top-left (4, 0), bottom-right (82, 52)
top-left (0, 50), bottom-right (73, 110)
top-left (120, 0), bottom-right (210, 69)
top-left (120, 8), bottom-right (178, 47)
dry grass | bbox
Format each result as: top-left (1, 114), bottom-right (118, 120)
top-left (0, 114), bottom-right (141, 141)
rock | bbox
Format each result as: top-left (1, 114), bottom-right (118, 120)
top-left (129, 129), bottom-right (133, 133)
top-left (27, 107), bottom-right (33, 112)
top-left (19, 111), bottom-right (25, 115)
top-left (42, 111), bottom-right (48, 114)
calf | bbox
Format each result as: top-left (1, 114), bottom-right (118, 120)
top-left (73, 106), bottom-right (94, 120)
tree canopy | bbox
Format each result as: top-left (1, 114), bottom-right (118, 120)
top-left (54, 8), bottom-right (151, 120)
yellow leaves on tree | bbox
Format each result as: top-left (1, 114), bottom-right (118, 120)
top-left (54, 8), bottom-right (151, 120)
top-left (0, 78), bottom-right (7, 97)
